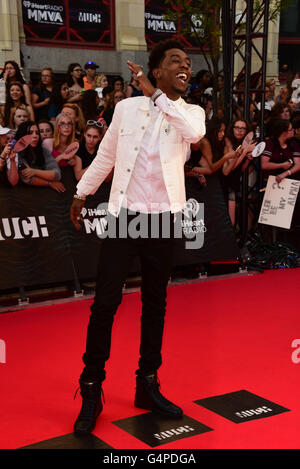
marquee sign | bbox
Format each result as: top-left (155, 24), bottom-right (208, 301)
top-left (144, 0), bottom-right (205, 51)
top-left (22, 0), bottom-right (115, 49)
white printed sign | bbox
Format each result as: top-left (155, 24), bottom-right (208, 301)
top-left (259, 176), bottom-right (300, 229)
top-left (0, 80), bottom-right (6, 105)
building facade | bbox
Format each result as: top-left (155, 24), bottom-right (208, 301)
top-left (278, 0), bottom-right (300, 75)
top-left (1, 0), bottom-right (207, 84)
top-left (0, 1), bottom-right (285, 86)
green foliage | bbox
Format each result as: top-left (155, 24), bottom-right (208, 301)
top-left (165, 0), bottom-right (222, 53)
top-left (164, 0), bottom-right (290, 53)
top-left (164, 0), bottom-right (289, 113)
top-left (256, 0), bottom-right (294, 22)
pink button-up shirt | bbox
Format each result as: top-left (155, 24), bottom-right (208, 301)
top-left (76, 93), bottom-right (206, 216)
top-left (124, 97), bottom-right (173, 213)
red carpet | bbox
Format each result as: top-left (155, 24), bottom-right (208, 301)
top-left (0, 269), bottom-right (300, 449)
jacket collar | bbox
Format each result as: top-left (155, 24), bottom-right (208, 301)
top-left (137, 95), bottom-right (185, 111)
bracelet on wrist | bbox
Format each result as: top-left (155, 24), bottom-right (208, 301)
top-left (151, 88), bottom-right (163, 103)
top-left (74, 193), bottom-right (86, 201)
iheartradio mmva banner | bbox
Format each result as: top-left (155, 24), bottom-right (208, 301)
top-left (22, 0), bottom-right (115, 48)
top-left (0, 167), bottom-right (239, 290)
top-left (144, 0), bottom-right (204, 50)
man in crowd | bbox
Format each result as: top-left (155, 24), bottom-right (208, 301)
top-left (83, 61), bottom-right (99, 90)
top-left (70, 39), bottom-right (206, 435)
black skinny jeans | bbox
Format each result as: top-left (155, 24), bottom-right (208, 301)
top-left (80, 210), bottom-right (174, 383)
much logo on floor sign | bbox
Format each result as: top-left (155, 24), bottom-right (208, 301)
top-left (154, 424), bottom-right (195, 440)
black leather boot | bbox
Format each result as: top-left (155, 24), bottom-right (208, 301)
top-left (74, 380), bottom-right (104, 435)
top-left (134, 374), bottom-right (183, 418)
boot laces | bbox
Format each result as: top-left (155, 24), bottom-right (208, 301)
top-left (74, 385), bottom-right (105, 403)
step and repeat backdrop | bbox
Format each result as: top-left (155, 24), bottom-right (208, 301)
top-left (0, 168), bottom-right (239, 290)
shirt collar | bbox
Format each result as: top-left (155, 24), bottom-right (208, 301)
top-left (138, 95), bottom-right (184, 111)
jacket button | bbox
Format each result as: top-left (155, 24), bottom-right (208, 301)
top-left (120, 190), bottom-right (124, 194)
top-left (134, 147), bottom-right (138, 151)
top-left (127, 168), bottom-right (131, 172)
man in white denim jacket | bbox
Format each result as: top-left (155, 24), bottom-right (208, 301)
top-left (71, 39), bottom-right (205, 435)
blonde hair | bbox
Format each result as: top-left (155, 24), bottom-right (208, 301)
top-left (9, 104), bottom-right (30, 129)
top-left (62, 102), bottom-right (86, 134)
top-left (53, 113), bottom-right (76, 150)
top-left (94, 73), bottom-right (107, 89)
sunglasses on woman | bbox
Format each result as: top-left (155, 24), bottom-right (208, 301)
top-left (87, 120), bottom-right (104, 128)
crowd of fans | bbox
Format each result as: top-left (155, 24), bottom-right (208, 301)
top-left (185, 69), bottom-right (300, 230)
top-left (1, 58), bottom-right (300, 233)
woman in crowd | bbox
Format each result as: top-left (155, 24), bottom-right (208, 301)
top-left (38, 119), bottom-right (54, 141)
top-left (274, 86), bottom-right (290, 104)
top-left (196, 119), bottom-right (242, 172)
top-left (0, 126), bottom-right (12, 151)
top-left (185, 119), bottom-right (243, 188)
top-left (43, 112), bottom-right (77, 169)
top-left (111, 89), bottom-right (126, 111)
top-left (189, 69), bottom-right (212, 107)
top-left (0, 143), bottom-right (18, 186)
top-left (261, 117), bottom-right (300, 184)
top-left (265, 101), bottom-right (292, 137)
top-left (287, 97), bottom-right (300, 117)
top-left (14, 121), bottom-right (63, 191)
top-left (0, 60), bottom-right (32, 109)
top-left (98, 86), bottom-right (114, 126)
top-left (256, 85), bottom-right (275, 112)
top-left (81, 89), bottom-right (101, 122)
top-left (9, 105), bottom-right (30, 130)
top-left (270, 101), bottom-right (291, 121)
top-left (48, 82), bottom-right (70, 122)
top-left (1, 81), bottom-right (34, 126)
top-left (31, 67), bottom-right (55, 122)
top-left (125, 74), bottom-right (143, 98)
top-left (266, 78), bottom-right (277, 103)
top-left (222, 119), bottom-right (256, 226)
top-left (73, 120), bottom-right (107, 181)
top-left (0, 127), bottom-right (18, 186)
top-left (66, 63), bottom-right (84, 104)
top-left (112, 75), bottom-right (124, 92)
top-left (94, 73), bottom-right (109, 102)
top-left (61, 102), bottom-right (85, 140)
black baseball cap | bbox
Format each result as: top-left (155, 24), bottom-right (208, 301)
top-left (84, 61), bottom-right (99, 70)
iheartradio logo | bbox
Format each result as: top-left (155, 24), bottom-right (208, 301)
top-left (183, 198), bottom-right (200, 218)
top-left (81, 207), bottom-right (87, 218)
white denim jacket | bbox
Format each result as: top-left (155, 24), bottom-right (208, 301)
top-left (76, 93), bottom-right (205, 216)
